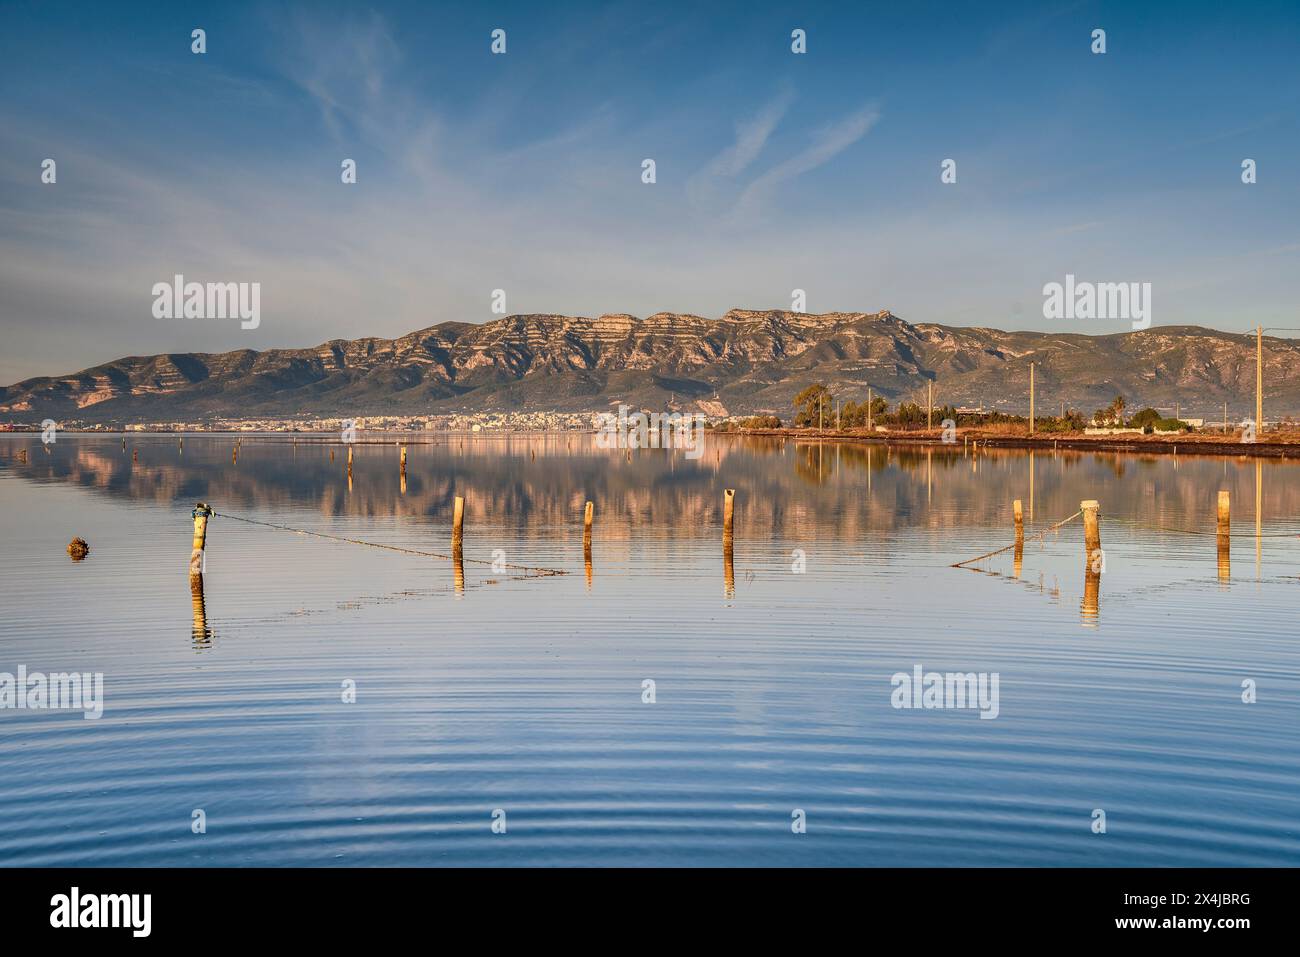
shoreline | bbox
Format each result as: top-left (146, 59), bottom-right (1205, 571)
top-left (732, 427), bottom-right (1300, 458)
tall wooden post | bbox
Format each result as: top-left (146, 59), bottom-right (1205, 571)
top-left (1217, 490), bottom-right (1231, 583)
top-left (583, 501), bottom-right (594, 553)
top-left (1081, 499), bottom-right (1100, 558)
top-left (1256, 325), bottom-right (1263, 435)
top-left (452, 495), bottom-right (465, 549)
top-left (927, 381), bottom-right (933, 431)
top-left (191, 503), bottom-right (212, 577)
top-left (1029, 363), bottom-right (1035, 434)
top-left (723, 488), bottom-right (735, 543)
top-left (1013, 499), bottom-right (1024, 543)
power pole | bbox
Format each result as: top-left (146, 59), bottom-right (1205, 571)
top-left (1029, 362), bottom-right (1035, 434)
top-left (1223, 401), bottom-right (1228, 433)
top-left (927, 381), bottom-right (933, 431)
top-left (836, 399), bottom-right (841, 431)
top-left (1256, 325), bottom-right (1263, 433)
top-left (867, 387), bottom-right (873, 433)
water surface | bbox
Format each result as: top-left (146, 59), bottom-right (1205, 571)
top-left (1, 433), bottom-right (1297, 866)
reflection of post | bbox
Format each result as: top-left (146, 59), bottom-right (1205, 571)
top-left (1255, 459), bottom-right (1263, 578)
top-left (1028, 449), bottom-right (1035, 522)
top-left (723, 546), bottom-right (735, 599)
top-left (1081, 566), bottom-right (1100, 625)
top-left (190, 573), bottom-right (212, 650)
top-left (1013, 499), bottom-right (1024, 578)
top-left (1217, 490), bottom-right (1231, 583)
top-left (926, 448), bottom-right (932, 504)
top-left (453, 546), bottom-right (465, 597)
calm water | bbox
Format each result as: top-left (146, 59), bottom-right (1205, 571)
top-left (1, 433), bottom-right (1298, 866)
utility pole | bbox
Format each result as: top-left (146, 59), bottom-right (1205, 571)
top-left (1029, 362), bottom-right (1035, 435)
top-left (867, 387), bottom-right (873, 433)
top-left (1223, 401), bottom-right (1228, 433)
top-left (927, 381), bottom-right (933, 431)
top-left (819, 394), bottom-right (824, 432)
top-left (836, 399), bottom-right (841, 431)
top-left (1256, 325), bottom-right (1263, 434)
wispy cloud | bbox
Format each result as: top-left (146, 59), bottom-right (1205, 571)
top-left (733, 105), bottom-right (881, 217)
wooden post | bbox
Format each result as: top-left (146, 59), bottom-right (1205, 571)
top-left (452, 495), bottom-right (465, 549)
top-left (1029, 363), bottom-right (1035, 434)
top-left (191, 503), bottom-right (212, 577)
top-left (583, 501), bottom-right (594, 552)
top-left (1217, 490), bottom-right (1231, 582)
top-left (1256, 325), bottom-right (1263, 435)
top-left (1081, 499), bottom-right (1100, 558)
top-left (346, 445), bottom-right (353, 479)
top-left (723, 488), bottom-right (735, 541)
top-left (1013, 499), bottom-right (1024, 543)
top-left (400, 444), bottom-right (407, 470)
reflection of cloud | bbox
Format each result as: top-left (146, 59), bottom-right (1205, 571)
top-left (733, 105), bottom-right (880, 217)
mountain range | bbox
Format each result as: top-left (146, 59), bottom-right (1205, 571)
top-left (3, 310), bottom-right (1296, 423)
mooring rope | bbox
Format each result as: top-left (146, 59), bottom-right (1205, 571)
top-left (951, 510), bottom-right (1082, 568)
top-left (211, 511), bottom-right (567, 577)
top-left (1111, 519), bottom-right (1299, 539)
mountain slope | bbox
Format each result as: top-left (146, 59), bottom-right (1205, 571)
top-left (3, 310), bottom-right (1295, 422)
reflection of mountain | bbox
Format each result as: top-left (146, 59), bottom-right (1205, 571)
top-left (4, 436), bottom-right (1296, 546)
top-left (4, 311), bottom-right (1298, 421)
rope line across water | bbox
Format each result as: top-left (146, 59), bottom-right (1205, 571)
top-left (951, 510), bottom-right (1082, 569)
top-left (210, 511), bottom-right (567, 577)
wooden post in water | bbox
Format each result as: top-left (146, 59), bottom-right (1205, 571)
top-left (452, 495), bottom-right (465, 549)
top-left (190, 503), bottom-right (212, 578)
top-left (1013, 499), bottom-right (1024, 544)
top-left (1081, 499), bottom-right (1100, 558)
top-left (1217, 490), bottom-right (1231, 582)
top-left (583, 501), bottom-right (594, 553)
top-left (1081, 499), bottom-right (1102, 625)
top-left (723, 488), bottom-right (736, 596)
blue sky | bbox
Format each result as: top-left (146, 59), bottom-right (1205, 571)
top-left (2, 0), bottom-right (1298, 382)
